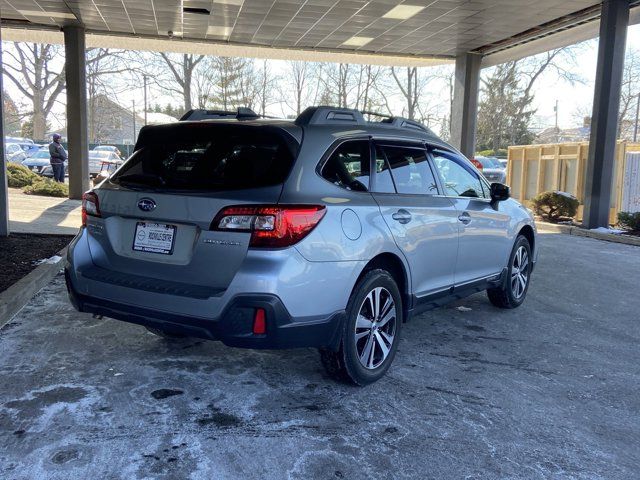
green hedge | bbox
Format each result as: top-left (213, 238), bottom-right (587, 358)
top-left (617, 212), bottom-right (640, 231)
top-left (6, 163), bottom-right (40, 188)
top-left (531, 191), bottom-right (579, 222)
top-left (23, 178), bottom-right (69, 198)
top-left (475, 149), bottom-right (508, 158)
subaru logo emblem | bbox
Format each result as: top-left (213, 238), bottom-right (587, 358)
top-left (137, 198), bottom-right (156, 212)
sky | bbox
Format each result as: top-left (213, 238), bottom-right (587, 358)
top-left (529, 23), bottom-right (640, 131)
top-left (2, 23), bottom-right (639, 135)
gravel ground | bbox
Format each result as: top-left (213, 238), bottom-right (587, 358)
top-left (0, 232), bottom-right (639, 480)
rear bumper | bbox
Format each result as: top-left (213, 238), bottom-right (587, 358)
top-left (65, 268), bottom-right (344, 350)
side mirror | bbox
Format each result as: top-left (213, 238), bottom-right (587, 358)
top-left (490, 183), bottom-right (510, 202)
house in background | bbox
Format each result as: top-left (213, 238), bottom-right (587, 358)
top-left (50, 96), bottom-right (179, 147)
top-left (536, 117), bottom-right (591, 144)
top-left (88, 94), bottom-right (144, 145)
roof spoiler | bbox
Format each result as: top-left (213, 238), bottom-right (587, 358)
top-left (295, 106), bottom-right (431, 134)
top-left (180, 107), bottom-right (260, 121)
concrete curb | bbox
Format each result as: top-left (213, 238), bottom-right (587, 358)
top-left (536, 222), bottom-right (640, 247)
top-left (0, 247), bottom-right (67, 329)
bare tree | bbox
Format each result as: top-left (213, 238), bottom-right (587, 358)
top-left (152, 53), bottom-right (205, 112)
top-left (353, 65), bottom-right (383, 112)
top-left (279, 61), bottom-right (321, 116)
top-left (86, 48), bottom-right (132, 142)
top-left (2, 43), bottom-right (65, 140)
top-left (255, 60), bottom-right (278, 116)
top-left (618, 47), bottom-right (640, 140)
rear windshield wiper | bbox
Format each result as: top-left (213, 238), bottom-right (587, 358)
top-left (115, 173), bottom-right (166, 188)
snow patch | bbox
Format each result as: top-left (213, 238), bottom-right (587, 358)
top-left (33, 255), bottom-right (62, 266)
top-left (590, 227), bottom-right (625, 234)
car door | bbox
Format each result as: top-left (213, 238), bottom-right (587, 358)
top-left (371, 142), bottom-right (459, 298)
top-left (430, 148), bottom-right (511, 285)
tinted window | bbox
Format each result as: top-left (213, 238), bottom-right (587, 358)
top-left (381, 145), bottom-right (438, 195)
top-left (432, 150), bottom-right (487, 198)
top-left (373, 146), bottom-right (396, 193)
top-left (112, 126), bottom-right (295, 191)
top-left (321, 140), bottom-right (370, 192)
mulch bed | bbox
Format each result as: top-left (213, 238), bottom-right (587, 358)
top-left (0, 233), bottom-right (74, 293)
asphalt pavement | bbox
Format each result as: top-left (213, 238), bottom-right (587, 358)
top-left (1, 232), bottom-right (638, 479)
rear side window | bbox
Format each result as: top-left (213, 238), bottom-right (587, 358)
top-left (112, 126), bottom-right (295, 191)
top-left (379, 145), bottom-right (438, 195)
top-left (320, 140), bottom-right (370, 192)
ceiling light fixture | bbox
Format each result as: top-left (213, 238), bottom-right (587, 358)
top-left (18, 10), bottom-right (77, 20)
top-left (207, 26), bottom-right (233, 37)
top-left (382, 5), bottom-right (425, 20)
top-left (342, 36), bottom-right (374, 47)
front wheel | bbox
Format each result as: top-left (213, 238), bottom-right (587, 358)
top-left (320, 269), bottom-right (402, 386)
top-left (487, 235), bottom-right (532, 309)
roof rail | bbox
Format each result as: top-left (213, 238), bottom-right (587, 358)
top-left (295, 106), bottom-right (365, 126)
top-left (295, 106), bottom-right (431, 134)
top-left (180, 107), bottom-right (260, 121)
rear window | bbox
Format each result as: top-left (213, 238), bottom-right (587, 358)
top-left (112, 125), bottom-right (296, 191)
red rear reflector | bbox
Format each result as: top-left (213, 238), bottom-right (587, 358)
top-left (253, 308), bottom-right (266, 335)
top-left (470, 158), bottom-right (483, 171)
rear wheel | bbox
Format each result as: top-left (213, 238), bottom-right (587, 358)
top-left (320, 269), bottom-right (402, 385)
top-left (487, 235), bottom-right (532, 309)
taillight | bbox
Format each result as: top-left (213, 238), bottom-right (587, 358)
top-left (212, 205), bottom-right (326, 248)
top-left (82, 191), bottom-right (101, 226)
top-left (470, 158), bottom-right (483, 171)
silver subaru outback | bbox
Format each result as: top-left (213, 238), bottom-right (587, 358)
top-left (65, 106), bottom-right (537, 385)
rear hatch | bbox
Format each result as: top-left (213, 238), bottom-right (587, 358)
top-left (86, 122), bottom-right (300, 291)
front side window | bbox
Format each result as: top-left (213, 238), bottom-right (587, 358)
top-left (320, 140), bottom-right (370, 192)
top-left (431, 150), bottom-right (487, 198)
top-left (380, 145), bottom-right (438, 195)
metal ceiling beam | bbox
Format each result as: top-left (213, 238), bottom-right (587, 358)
top-left (583, 0), bottom-right (630, 229)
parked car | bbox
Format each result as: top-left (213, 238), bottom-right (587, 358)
top-left (89, 151), bottom-right (122, 177)
top-left (475, 155), bottom-right (507, 184)
top-left (21, 148), bottom-right (52, 174)
top-left (41, 163), bottom-right (69, 178)
top-left (66, 106), bottom-right (538, 385)
top-left (94, 158), bottom-right (124, 183)
top-left (5, 142), bottom-right (28, 163)
top-left (19, 143), bottom-right (45, 157)
top-left (92, 145), bottom-right (122, 158)
top-left (5, 136), bottom-right (34, 144)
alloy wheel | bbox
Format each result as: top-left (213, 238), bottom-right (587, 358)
top-left (354, 287), bottom-right (397, 369)
top-left (511, 246), bottom-right (529, 299)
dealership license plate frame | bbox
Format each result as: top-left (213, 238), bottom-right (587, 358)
top-left (133, 222), bottom-right (177, 255)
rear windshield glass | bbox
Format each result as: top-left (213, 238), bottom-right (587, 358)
top-left (112, 125), bottom-right (296, 191)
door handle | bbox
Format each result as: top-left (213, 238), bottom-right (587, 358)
top-left (458, 211), bottom-right (471, 225)
top-left (392, 209), bottom-right (412, 224)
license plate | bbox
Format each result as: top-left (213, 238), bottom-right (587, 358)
top-left (133, 222), bottom-right (176, 255)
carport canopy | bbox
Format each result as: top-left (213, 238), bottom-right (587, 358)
top-left (1, 0), bottom-right (639, 235)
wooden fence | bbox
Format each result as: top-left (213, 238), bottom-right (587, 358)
top-left (506, 141), bottom-right (640, 223)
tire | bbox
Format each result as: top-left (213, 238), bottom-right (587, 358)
top-left (487, 235), bottom-right (532, 309)
top-left (145, 327), bottom-right (187, 339)
top-left (320, 269), bottom-right (403, 386)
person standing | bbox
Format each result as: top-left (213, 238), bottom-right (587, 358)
top-left (49, 133), bottom-right (67, 183)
